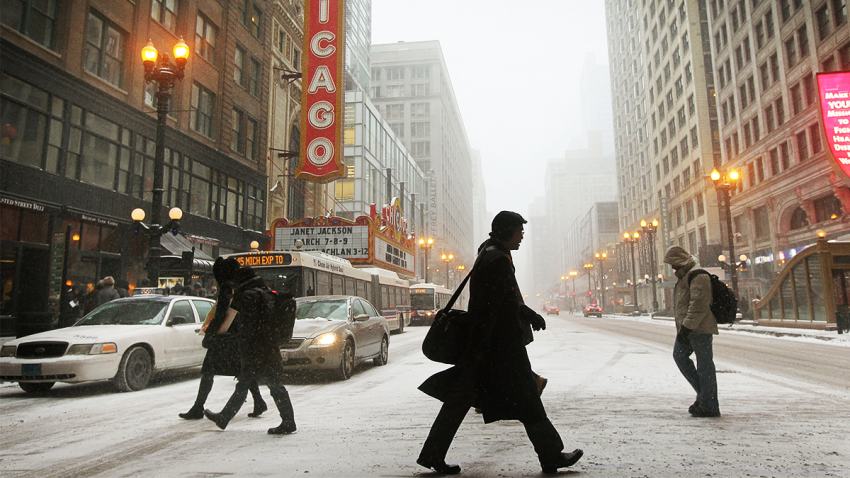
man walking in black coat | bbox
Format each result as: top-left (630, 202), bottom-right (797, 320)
top-left (204, 261), bottom-right (297, 435)
top-left (417, 211), bottom-right (583, 475)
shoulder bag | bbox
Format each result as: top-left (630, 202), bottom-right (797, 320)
top-left (421, 260), bottom-right (481, 365)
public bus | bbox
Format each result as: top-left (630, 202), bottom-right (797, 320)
top-left (223, 250), bottom-right (410, 333)
top-left (408, 283), bottom-right (453, 325)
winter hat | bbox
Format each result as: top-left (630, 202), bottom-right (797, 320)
top-left (102, 276), bottom-right (115, 286)
top-left (490, 211), bottom-right (527, 241)
top-left (193, 282), bottom-right (202, 289)
top-left (233, 265), bottom-right (258, 285)
top-left (213, 257), bottom-right (241, 284)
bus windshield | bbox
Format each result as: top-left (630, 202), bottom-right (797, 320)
top-left (255, 267), bottom-right (302, 296)
top-left (410, 292), bottom-right (435, 310)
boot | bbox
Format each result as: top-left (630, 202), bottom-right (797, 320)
top-left (416, 457), bottom-right (461, 475)
top-left (541, 449), bottom-right (584, 474)
top-left (267, 385), bottom-right (296, 435)
top-left (205, 388), bottom-right (248, 430)
top-left (248, 400), bottom-right (268, 418)
top-left (178, 405), bottom-right (204, 420)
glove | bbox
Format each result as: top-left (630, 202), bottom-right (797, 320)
top-left (529, 313), bottom-right (546, 331)
top-left (675, 326), bottom-right (692, 345)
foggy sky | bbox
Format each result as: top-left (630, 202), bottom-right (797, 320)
top-left (371, 0), bottom-right (611, 216)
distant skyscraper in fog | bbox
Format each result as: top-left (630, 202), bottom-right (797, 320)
top-left (579, 53), bottom-right (616, 156)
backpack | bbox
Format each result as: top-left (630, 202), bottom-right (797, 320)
top-left (687, 269), bottom-right (738, 324)
top-left (260, 288), bottom-right (297, 345)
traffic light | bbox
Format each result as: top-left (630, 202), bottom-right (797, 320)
top-left (588, 291), bottom-right (593, 295)
top-left (572, 292), bottom-right (576, 296)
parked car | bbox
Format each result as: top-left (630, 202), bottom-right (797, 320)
top-left (584, 304), bottom-right (603, 318)
top-left (0, 296), bottom-right (214, 393)
top-left (280, 295), bottom-right (390, 380)
top-left (546, 306), bottom-right (560, 315)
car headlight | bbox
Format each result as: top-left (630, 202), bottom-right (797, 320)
top-left (311, 333), bottom-right (336, 346)
top-left (0, 345), bottom-right (16, 357)
top-left (66, 343), bottom-right (118, 355)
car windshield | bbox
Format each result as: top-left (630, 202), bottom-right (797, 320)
top-left (296, 300), bottom-right (349, 320)
top-left (75, 301), bottom-right (169, 326)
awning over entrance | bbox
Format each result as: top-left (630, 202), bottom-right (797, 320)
top-left (160, 233), bottom-right (215, 261)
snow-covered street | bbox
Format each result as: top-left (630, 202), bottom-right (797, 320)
top-left (1, 314), bottom-right (848, 477)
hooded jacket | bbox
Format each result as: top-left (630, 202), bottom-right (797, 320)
top-left (663, 246), bottom-right (718, 335)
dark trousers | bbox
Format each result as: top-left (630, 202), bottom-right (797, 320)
top-left (220, 378), bottom-right (295, 425)
top-left (673, 333), bottom-right (719, 413)
top-left (419, 375), bottom-right (563, 463)
top-left (191, 372), bottom-right (263, 409)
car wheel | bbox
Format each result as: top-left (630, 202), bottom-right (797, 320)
top-left (337, 340), bottom-right (355, 380)
top-left (114, 346), bottom-right (152, 392)
top-left (18, 382), bottom-right (55, 393)
top-left (373, 335), bottom-right (389, 366)
top-left (396, 314), bottom-right (404, 334)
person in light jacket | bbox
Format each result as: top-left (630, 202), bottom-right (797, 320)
top-left (663, 246), bottom-right (721, 417)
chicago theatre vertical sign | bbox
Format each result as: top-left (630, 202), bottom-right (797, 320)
top-left (298, 0), bottom-right (346, 182)
top-left (817, 71), bottom-right (850, 186)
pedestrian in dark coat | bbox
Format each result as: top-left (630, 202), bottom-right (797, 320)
top-left (96, 276), bottom-right (120, 305)
top-left (115, 279), bottom-right (130, 298)
top-left (179, 257), bottom-right (266, 420)
top-left (205, 261), bottom-right (297, 435)
top-left (417, 211), bottom-right (583, 475)
top-left (83, 281), bottom-right (104, 315)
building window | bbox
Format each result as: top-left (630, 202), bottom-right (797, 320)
top-left (250, 6), bottom-right (262, 39)
top-left (814, 195), bottom-right (843, 222)
top-left (151, 0), bottom-right (178, 33)
top-left (411, 121), bottom-right (430, 138)
top-left (0, 73), bottom-right (51, 171)
top-left (817, 5), bottom-right (832, 40)
top-left (84, 11), bottom-right (125, 88)
top-left (387, 67), bottom-right (404, 80)
top-left (412, 83), bottom-right (430, 96)
top-left (789, 207), bottom-right (809, 230)
top-left (754, 206), bottom-right (771, 239)
top-left (195, 13), bottom-right (217, 65)
top-left (785, 36), bottom-right (797, 67)
top-left (249, 58), bottom-right (260, 96)
top-left (246, 118), bottom-right (257, 161)
top-left (413, 65), bottom-right (430, 78)
top-left (191, 82), bottom-right (215, 137)
top-left (775, 97), bottom-right (785, 125)
top-left (411, 102), bottom-right (429, 118)
top-left (809, 123), bottom-right (822, 153)
top-left (780, 141), bottom-right (791, 169)
top-left (835, 0), bottom-right (848, 26)
top-left (797, 25), bottom-right (809, 58)
top-left (371, 68), bottom-right (381, 81)
top-left (231, 109), bottom-right (243, 153)
top-left (1, 0), bottom-right (58, 49)
top-left (234, 46), bottom-right (245, 86)
top-left (411, 141), bottom-right (430, 158)
top-left (796, 130), bottom-right (809, 160)
top-left (697, 193), bottom-right (705, 216)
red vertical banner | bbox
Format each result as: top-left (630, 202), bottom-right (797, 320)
top-left (817, 72), bottom-right (850, 183)
top-left (298, 0), bottom-right (346, 183)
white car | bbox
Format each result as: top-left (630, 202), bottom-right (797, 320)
top-left (281, 295), bottom-right (390, 380)
top-left (0, 296), bottom-right (213, 393)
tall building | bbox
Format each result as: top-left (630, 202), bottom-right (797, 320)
top-left (471, 149), bottom-right (491, 247)
top-left (605, 0), bottom-right (725, 276)
top-left (370, 41), bottom-right (475, 265)
top-left (705, 0), bottom-right (850, 297)
top-left (345, 0), bottom-right (372, 93)
top-left (577, 53), bottom-right (617, 156)
top-left (1, 1), bottom-right (276, 326)
top-left (539, 134), bottom-right (617, 291)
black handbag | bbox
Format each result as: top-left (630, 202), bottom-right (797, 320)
top-left (421, 268), bottom-right (476, 365)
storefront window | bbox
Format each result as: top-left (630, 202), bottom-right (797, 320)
top-left (19, 209), bottom-right (48, 244)
top-left (80, 222), bottom-right (100, 251)
top-left (0, 205), bottom-right (20, 240)
top-left (101, 224), bottom-right (121, 254)
top-left (0, 246), bottom-right (16, 315)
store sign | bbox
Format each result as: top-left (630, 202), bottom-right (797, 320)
top-left (817, 72), bottom-right (850, 180)
top-left (297, 0), bottom-right (346, 183)
top-left (49, 232), bottom-right (65, 296)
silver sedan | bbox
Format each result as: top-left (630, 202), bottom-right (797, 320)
top-left (280, 295), bottom-right (390, 380)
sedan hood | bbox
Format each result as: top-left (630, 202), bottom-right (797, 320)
top-left (292, 318), bottom-right (345, 339)
top-left (6, 325), bottom-right (158, 345)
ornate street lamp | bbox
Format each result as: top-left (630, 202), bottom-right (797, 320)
top-left (641, 219), bottom-right (660, 312)
top-left (623, 231), bottom-right (641, 315)
top-left (718, 253), bottom-right (748, 275)
top-left (711, 168), bottom-right (741, 295)
top-left (418, 237), bottom-right (434, 282)
top-left (584, 263), bottom-right (594, 305)
top-left (131, 206), bottom-right (183, 285)
top-left (595, 251), bottom-right (608, 312)
top-left (569, 270), bottom-right (578, 312)
top-left (441, 253), bottom-right (454, 287)
top-left (138, 39), bottom-right (189, 285)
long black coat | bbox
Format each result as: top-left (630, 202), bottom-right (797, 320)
top-left (201, 296), bottom-right (243, 377)
top-left (230, 276), bottom-right (286, 383)
top-left (419, 240), bottom-right (547, 424)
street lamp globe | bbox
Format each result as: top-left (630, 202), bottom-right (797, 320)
top-left (131, 208), bottom-right (146, 222)
top-left (711, 169), bottom-right (721, 181)
top-left (718, 254), bottom-right (727, 263)
top-left (739, 254), bottom-right (748, 263)
top-left (623, 232), bottom-right (630, 240)
top-left (168, 207), bottom-right (183, 221)
top-left (652, 219), bottom-right (659, 227)
top-left (729, 170), bottom-right (740, 181)
top-left (633, 231), bottom-right (640, 240)
top-left (645, 274), bottom-right (650, 280)
top-left (816, 229), bottom-right (827, 238)
top-left (141, 40), bottom-right (158, 64)
top-left (418, 238), bottom-right (425, 246)
top-left (173, 37), bottom-right (189, 67)
top-left (640, 219), bottom-right (647, 227)
top-left (250, 240), bottom-right (260, 250)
